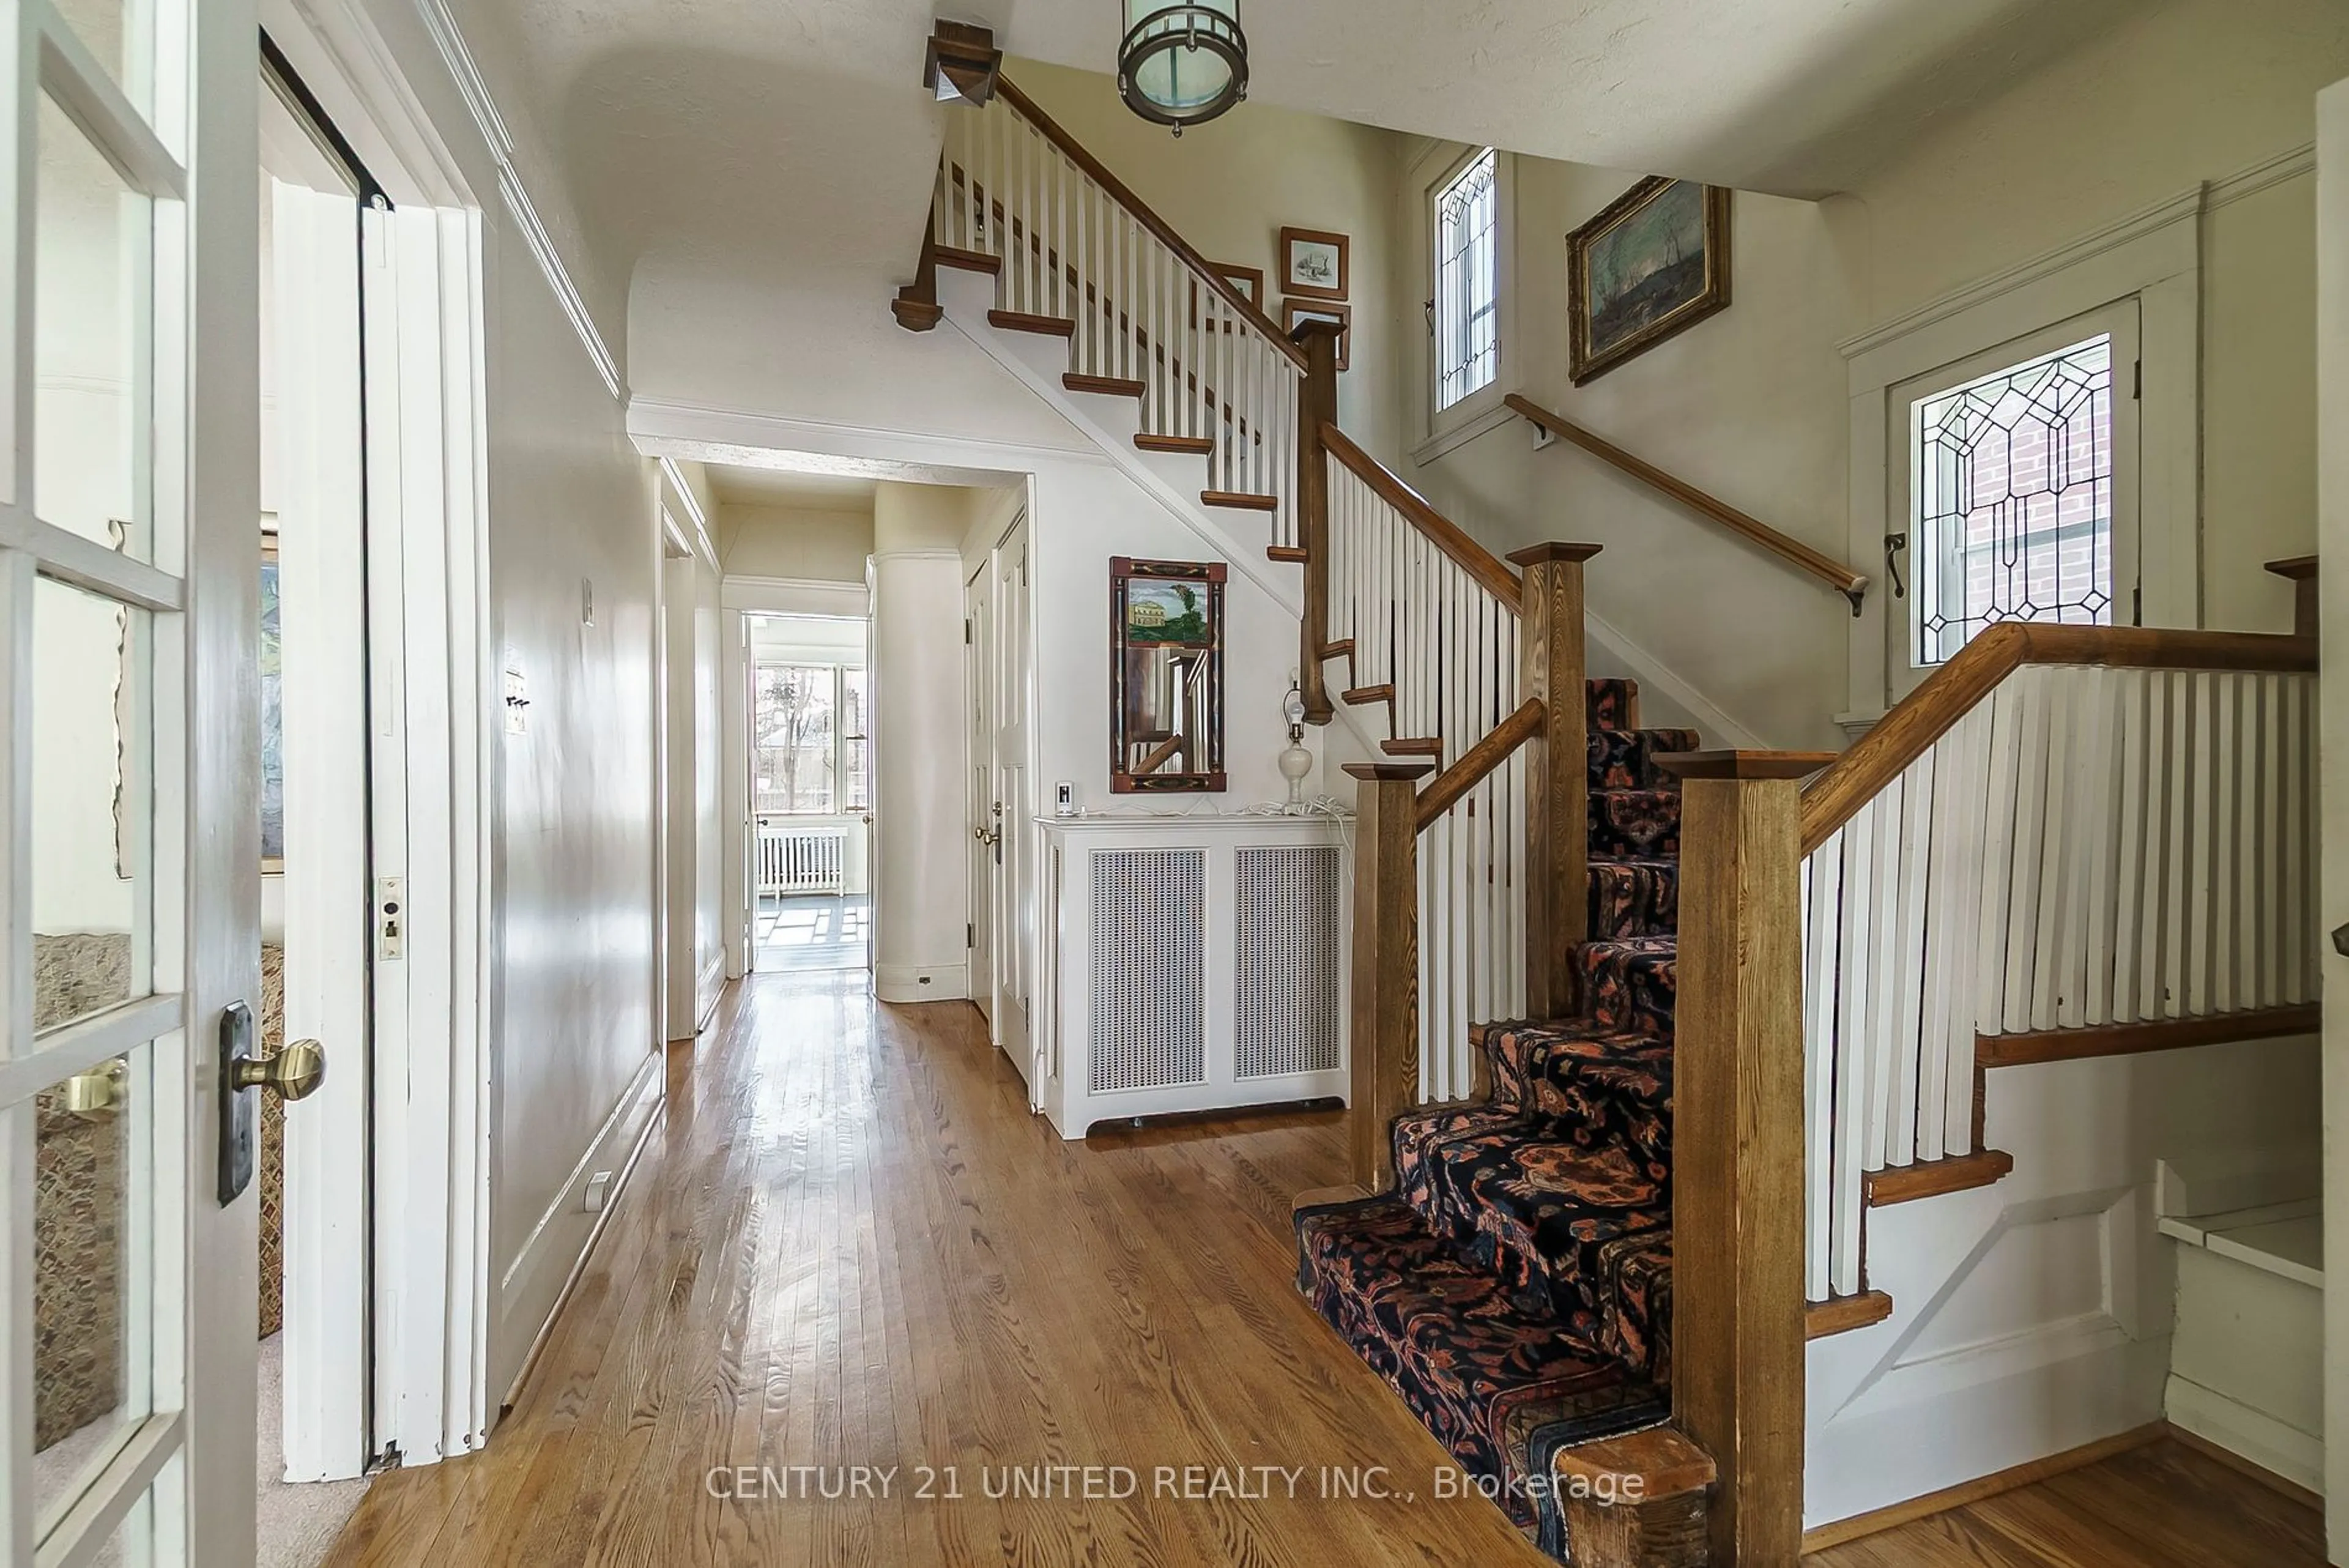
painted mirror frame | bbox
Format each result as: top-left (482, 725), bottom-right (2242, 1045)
top-left (1110, 557), bottom-right (1227, 793)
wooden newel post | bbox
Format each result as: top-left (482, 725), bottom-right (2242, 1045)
top-left (1294, 322), bottom-right (1343, 725)
top-left (1345, 761), bottom-right (1431, 1191)
top-left (1654, 749), bottom-right (1836, 1568)
top-left (1509, 542), bottom-right (1601, 1018)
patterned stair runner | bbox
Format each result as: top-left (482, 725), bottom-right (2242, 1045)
top-left (1296, 678), bottom-right (1698, 1559)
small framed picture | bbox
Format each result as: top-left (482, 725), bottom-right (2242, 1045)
top-left (1193, 262), bottom-right (1265, 330)
top-left (1279, 228), bottom-right (1349, 300)
top-left (1211, 262), bottom-right (1263, 308)
top-left (1282, 299), bottom-right (1351, 371)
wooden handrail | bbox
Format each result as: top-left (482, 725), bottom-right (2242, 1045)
top-left (1414, 699), bottom-right (1542, 830)
top-left (1506, 393), bottom-right (1869, 612)
top-left (1321, 423), bottom-right (1523, 613)
top-left (993, 75), bottom-right (1308, 371)
top-left (1801, 623), bottom-right (2318, 854)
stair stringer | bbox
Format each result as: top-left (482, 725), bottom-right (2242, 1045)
top-left (934, 270), bottom-right (1393, 767)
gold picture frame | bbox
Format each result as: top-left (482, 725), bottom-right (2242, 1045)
top-left (1567, 177), bottom-right (1731, 386)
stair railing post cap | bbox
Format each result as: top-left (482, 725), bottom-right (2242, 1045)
top-left (1505, 541), bottom-right (1603, 567)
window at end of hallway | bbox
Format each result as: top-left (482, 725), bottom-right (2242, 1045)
top-left (1434, 148), bottom-right (1499, 414)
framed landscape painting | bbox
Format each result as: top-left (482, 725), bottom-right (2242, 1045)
top-left (1567, 177), bottom-right (1731, 385)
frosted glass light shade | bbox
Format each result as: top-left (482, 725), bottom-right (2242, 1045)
top-left (1118, 1), bottom-right (1247, 127)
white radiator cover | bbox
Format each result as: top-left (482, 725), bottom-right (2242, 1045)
top-left (1038, 816), bottom-right (1348, 1137)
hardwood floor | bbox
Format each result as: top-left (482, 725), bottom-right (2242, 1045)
top-left (324, 973), bottom-right (2328, 1568)
top-left (325, 972), bottom-right (1547, 1566)
top-left (1808, 1438), bottom-right (2327, 1567)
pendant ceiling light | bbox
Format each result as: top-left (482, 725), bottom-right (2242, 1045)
top-left (1118, 0), bottom-right (1249, 133)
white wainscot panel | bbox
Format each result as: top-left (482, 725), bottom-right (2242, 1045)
top-left (1036, 815), bottom-right (1349, 1137)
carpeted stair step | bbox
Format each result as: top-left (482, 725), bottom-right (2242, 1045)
top-left (1295, 1195), bottom-right (1671, 1536)
top-left (1590, 787), bottom-right (1682, 858)
top-left (1587, 726), bottom-right (1701, 791)
top-left (1589, 856), bottom-right (1677, 942)
top-left (1586, 677), bottom-right (1639, 734)
top-left (1576, 937), bottom-right (1677, 1036)
top-left (1390, 1058), bottom-right (1672, 1369)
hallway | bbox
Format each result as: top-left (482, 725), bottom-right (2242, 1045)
top-left (322, 972), bottom-right (1545, 1566)
top-left (317, 974), bottom-right (2327, 1568)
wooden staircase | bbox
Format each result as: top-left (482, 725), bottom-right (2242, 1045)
top-left (889, 35), bottom-right (2326, 1562)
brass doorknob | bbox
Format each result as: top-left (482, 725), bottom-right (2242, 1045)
top-left (234, 1038), bottom-right (327, 1102)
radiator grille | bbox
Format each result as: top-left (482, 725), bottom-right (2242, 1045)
top-left (1089, 849), bottom-right (1206, 1092)
top-left (1234, 846), bottom-right (1341, 1077)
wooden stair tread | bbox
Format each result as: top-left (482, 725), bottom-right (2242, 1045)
top-left (1319, 639), bottom-right (1354, 660)
top-left (1136, 433), bottom-right (1215, 455)
top-left (1340, 685), bottom-right (1393, 706)
top-left (1382, 737), bottom-right (1442, 757)
top-left (1866, 1149), bottom-right (2014, 1206)
top-left (1976, 1005), bottom-right (2320, 1068)
top-left (1201, 490), bottom-right (1280, 511)
top-left (1065, 373), bottom-right (1145, 398)
top-left (1267, 546), bottom-right (1309, 563)
top-left (989, 308), bottom-right (1076, 337)
top-left (933, 245), bottom-right (1000, 274)
top-left (1806, 1290), bottom-right (1894, 1339)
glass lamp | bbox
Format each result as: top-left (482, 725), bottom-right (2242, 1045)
top-left (1118, 0), bottom-right (1249, 132)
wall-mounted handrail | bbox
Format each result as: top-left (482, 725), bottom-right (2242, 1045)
top-left (992, 75), bottom-right (1307, 370)
top-left (1506, 393), bottom-right (1869, 612)
top-left (1321, 422), bottom-right (1523, 613)
top-left (1801, 623), bottom-right (2318, 855)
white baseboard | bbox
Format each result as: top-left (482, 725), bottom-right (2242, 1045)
top-left (2165, 1374), bottom-right (2325, 1497)
top-left (492, 1052), bottom-right (665, 1405)
top-left (877, 961), bottom-right (969, 1004)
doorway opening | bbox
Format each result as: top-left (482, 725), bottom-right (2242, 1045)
top-left (746, 615), bottom-right (872, 975)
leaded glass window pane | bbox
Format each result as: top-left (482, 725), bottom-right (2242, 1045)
top-left (1910, 333), bottom-right (2114, 667)
top-left (1435, 149), bottom-right (1497, 412)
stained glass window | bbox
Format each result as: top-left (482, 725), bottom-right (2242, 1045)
top-left (1910, 334), bottom-right (2115, 667)
top-left (1434, 149), bottom-right (1498, 412)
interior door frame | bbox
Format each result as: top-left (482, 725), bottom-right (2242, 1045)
top-left (989, 511), bottom-right (1032, 1074)
top-left (963, 557), bottom-right (995, 1028)
top-left (264, 0), bottom-right (501, 1479)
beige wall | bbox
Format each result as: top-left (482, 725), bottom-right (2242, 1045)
top-left (716, 502), bottom-right (875, 584)
top-left (1008, 57), bottom-right (1408, 466)
top-left (1395, 0), bottom-right (2348, 747)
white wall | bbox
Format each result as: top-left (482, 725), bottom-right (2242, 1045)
top-left (2316, 71), bottom-right (2349, 1566)
top-left (483, 234), bottom-right (662, 1397)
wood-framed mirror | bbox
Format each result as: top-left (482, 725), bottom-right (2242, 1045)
top-left (1111, 557), bottom-right (1226, 793)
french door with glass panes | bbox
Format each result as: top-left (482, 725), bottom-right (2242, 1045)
top-left (1885, 299), bottom-right (2141, 700)
top-left (3, 0), bottom-right (264, 1562)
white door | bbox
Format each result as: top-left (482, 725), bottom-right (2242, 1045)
top-left (990, 515), bottom-right (1031, 1072)
top-left (4, 0), bottom-right (267, 1562)
top-left (964, 565), bottom-right (993, 1026)
top-left (270, 180), bottom-right (370, 1482)
top-left (1885, 299), bottom-right (2141, 700)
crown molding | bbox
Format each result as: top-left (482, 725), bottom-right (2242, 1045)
top-left (2206, 141), bottom-right (2315, 210)
top-left (413, 0), bottom-right (622, 400)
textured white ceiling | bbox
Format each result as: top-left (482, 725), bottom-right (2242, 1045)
top-left (459, 0), bottom-right (2151, 378)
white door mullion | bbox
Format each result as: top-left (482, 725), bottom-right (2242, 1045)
top-left (0, 512), bottom-right (182, 612)
top-left (0, 994), bottom-right (182, 1104)
top-left (33, 11), bottom-right (184, 202)
top-left (32, 1410), bottom-right (177, 1568)
top-left (0, 546), bottom-right (33, 1561)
